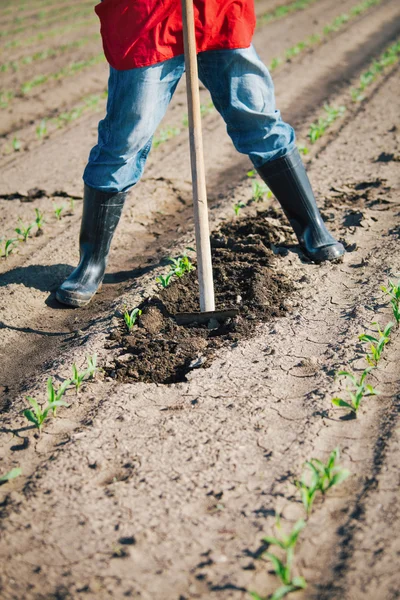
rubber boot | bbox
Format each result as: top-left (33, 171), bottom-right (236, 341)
top-left (56, 184), bottom-right (127, 307)
top-left (257, 147), bottom-right (345, 262)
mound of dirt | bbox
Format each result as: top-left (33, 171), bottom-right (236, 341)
top-left (106, 209), bottom-right (293, 383)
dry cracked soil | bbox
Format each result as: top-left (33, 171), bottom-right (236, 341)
top-left (0, 0), bottom-right (400, 599)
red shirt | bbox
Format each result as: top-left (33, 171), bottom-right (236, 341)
top-left (95, 0), bottom-right (256, 70)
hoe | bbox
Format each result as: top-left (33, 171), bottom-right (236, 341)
top-left (175, 0), bottom-right (239, 326)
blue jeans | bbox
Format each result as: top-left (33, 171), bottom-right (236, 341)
top-left (83, 44), bottom-right (296, 193)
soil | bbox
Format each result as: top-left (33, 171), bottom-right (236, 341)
top-left (0, 1), bottom-right (400, 599)
top-left (107, 210), bottom-right (293, 384)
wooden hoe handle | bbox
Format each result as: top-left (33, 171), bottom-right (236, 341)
top-left (181, 0), bottom-right (216, 313)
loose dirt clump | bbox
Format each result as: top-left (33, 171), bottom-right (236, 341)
top-left (106, 209), bottom-right (293, 384)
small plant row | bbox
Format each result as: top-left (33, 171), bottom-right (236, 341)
top-left (350, 40), bottom-right (400, 102)
top-left (1, 53), bottom-right (105, 108)
top-left (297, 36), bottom-right (399, 154)
top-left (331, 278), bottom-right (400, 417)
top-left (0, 4), bottom-right (94, 39)
top-left (2, 16), bottom-right (97, 51)
top-left (257, 0), bottom-right (321, 28)
top-left (1, 0), bottom-right (62, 17)
top-left (249, 448), bottom-right (350, 599)
top-left (266, 0), bottom-right (383, 75)
top-left (0, 355), bottom-right (98, 487)
top-left (24, 355), bottom-right (98, 433)
top-left (122, 251), bottom-right (196, 332)
top-left (0, 201), bottom-right (75, 258)
top-left (2, 92), bottom-right (107, 154)
top-left (0, 33), bottom-right (100, 74)
top-left (2, 0), bottom-right (94, 29)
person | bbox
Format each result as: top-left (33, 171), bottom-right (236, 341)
top-left (56, 0), bottom-right (344, 307)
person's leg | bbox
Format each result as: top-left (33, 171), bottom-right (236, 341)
top-left (57, 57), bottom-right (185, 307)
top-left (198, 45), bottom-right (344, 262)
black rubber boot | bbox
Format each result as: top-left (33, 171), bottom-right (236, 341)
top-left (257, 147), bottom-right (345, 262)
top-left (56, 184), bottom-right (127, 307)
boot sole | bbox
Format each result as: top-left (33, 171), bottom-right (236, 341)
top-left (303, 242), bottom-right (346, 263)
top-left (55, 284), bottom-right (102, 308)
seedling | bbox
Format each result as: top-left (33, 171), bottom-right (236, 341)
top-left (295, 448), bottom-right (349, 514)
top-left (359, 321), bottom-right (393, 366)
top-left (0, 238), bottom-right (19, 258)
top-left (12, 137), bottom-right (21, 151)
top-left (34, 208), bottom-right (45, 232)
top-left (0, 468), bottom-right (22, 483)
top-left (233, 201), bottom-right (246, 216)
top-left (54, 205), bottom-right (65, 220)
top-left (68, 198), bottom-right (75, 213)
top-left (297, 144), bottom-right (309, 155)
top-left (308, 104), bottom-right (345, 143)
top-left (15, 219), bottom-right (33, 242)
top-left (168, 254), bottom-right (194, 278)
top-left (250, 517), bottom-right (307, 600)
top-left (381, 280), bottom-right (400, 325)
top-left (156, 273), bottom-right (173, 288)
top-left (23, 396), bottom-right (69, 432)
top-left (71, 354), bottom-right (98, 393)
top-left (36, 119), bottom-right (48, 139)
top-left (124, 307), bottom-right (142, 332)
top-left (252, 180), bottom-right (272, 202)
top-left (47, 377), bottom-right (71, 416)
top-left (332, 367), bottom-right (379, 415)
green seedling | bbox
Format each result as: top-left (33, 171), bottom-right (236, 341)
top-left (252, 180), bottom-right (272, 202)
top-left (297, 144), bottom-right (309, 155)
top-left (124, 307), bottom-right (142, 332)
top-left (12, 137), bottom-right (21, 151)
top-left (36, 119), bottom-right (48, 139)
top-left (0, 468), bottom-right (22, 483)
top-left (71, 354), bottom-right (98, 393)
top-left (156, 273), bottom-right (173, 288)
top-left (47, 377), bottom-right (71, 416)
top-left (233, 201), bottom-right (246, 215)
top-left (153, 126), bottom-right (180, 149)
top-left (68, 198), bottom-right (75, 213)
top-left (0, 238), bottom-right (19, 258)
top-left (23, 396), bottom-right (69, 432)
top-left (250, 518), bottom-right (307, 599)
top-left (247, 169), bottom-right (256, 178)
top-left (54, 205), bottom-right (65, 220)
top-left (168, 254), bottom-right (194, 278)
top-left (359, 321), bottom-right (394, 366)
top-left (308, 104), bottom-right (345, 143)
top-left (34, 208), bottom-right (45, 232)
top-left (332, 367), bottom-right (379, 415)
top-left (381, 280), bottom-right (400, 325)
top-left (15, 219), bottom-right (33, 242)
top-left (295, 448), bottom-right (350, 515)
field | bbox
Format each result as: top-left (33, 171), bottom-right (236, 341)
top-left (0, 0), bottom-right (400, 599)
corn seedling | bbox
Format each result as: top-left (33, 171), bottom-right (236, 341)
top-left (250, 517), bottom-right (307, 600)
top-left (156, 273), bottom-right (174, 288)
top-left (54, 205), bottom-right (65, 220)
top-left (381, 279), bottom-right (400, 325)
top-left (297, 144), bottom-right (309, 155)
top-left (68, 198), bottom-right (75, 213)
top-left (350, 41), bottom-right (400, 102)
top-left (295, 448), bottom-right (350, 515)
top-left (47, 377), bottom-right (71, 416)
top-left (359, 321), bottom-right (394, 366)
top-left (12, 137), bottom-right (21, 152)
top-left (252, 180), bottom-right (272, 202)
top-left (71, 354), bottom-right (98, 393)
top-left (308, 104), bottom-right (345, 143)
top-left (153, 126), bottom-right (180, 149)
top-left (0, 468), bottom-right (22, 483)
top-left (36, 119), bottom-right (48, 139)
top-left (124, 307), bottom-right (142, 332)
top-left (23, 396), bottom-right (69, 432)
top-left (332, 367), bottom-right (379, 415)
top-left (34, 208), bottom-right (45, 232)
top-left (247, 169), bottom-right (256, 178)
top-left (0, 238), bottom-right (18, 258)
top-left (15, 219), bottom-right (33, 242)
top-left (233, 201), bottom-right (246, 216)
top-left (168, 253), bottom-right (194, 278)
